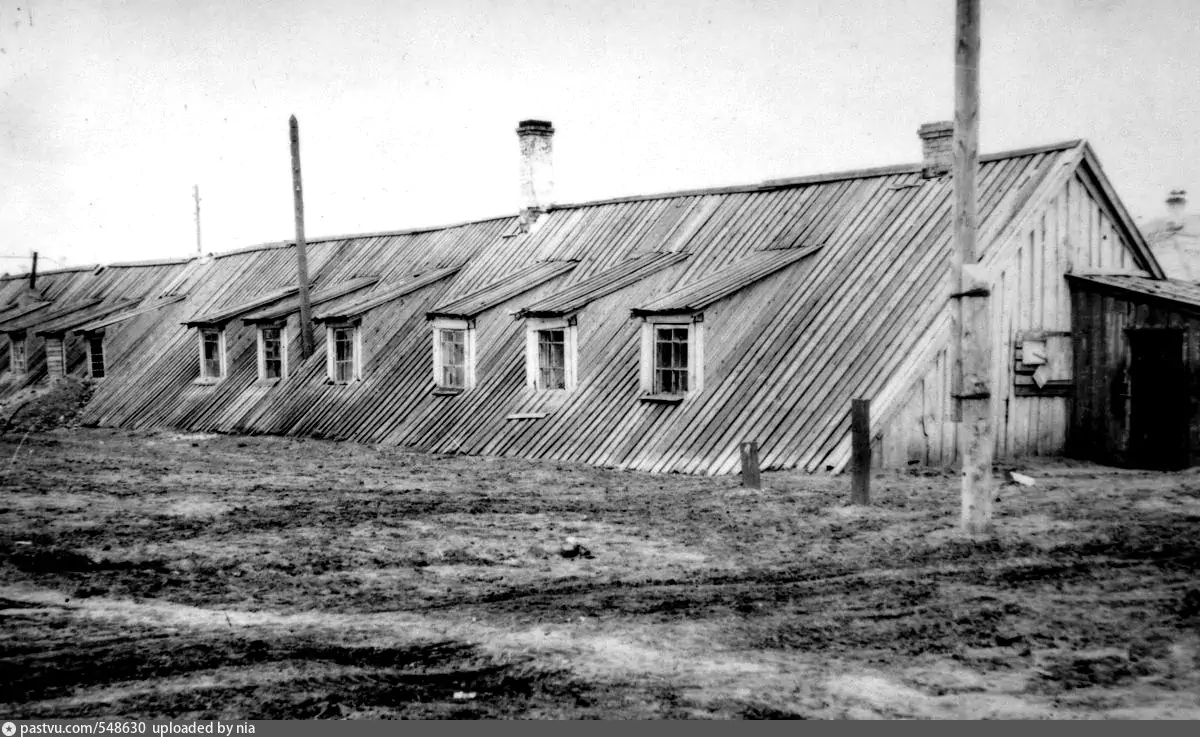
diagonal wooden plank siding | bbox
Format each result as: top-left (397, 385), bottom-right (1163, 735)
top-left (874, 150), bottom-right (1160, 468)
top-left (4, 142), bottom-right (1137, 474)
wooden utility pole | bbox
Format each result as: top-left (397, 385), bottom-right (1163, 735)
top-left (193, 185), bottom-right (203, 256)
top-left (850, 398), bottom-right (871, 504)
top-left (289, 115), bottom-right (315, 359)
top-left (952, 0), bottom-right (994, 534)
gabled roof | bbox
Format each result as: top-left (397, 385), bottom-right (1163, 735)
top-left (242, 276), bottom-right (380, 325)
top-left (1067, 273), bottom-right (1200, 313)
top-left (427, 260), bottom-right (578, 320)
top-left (631, 245), bottom-right (822, 317)
top-left (72, 295), bottom-right (188, 334)
top-left (0, 298), bottom-right (102, 334)
top-left (36, 299), bottom-right (142, 336)
top-left (315, 266), bottom-right (461, 323)
top-left (517, 252), bottom-right (690, 319)
top-left (58, 133), bottom-right (1166, 476)
top-left (183, 285), bottom-right (301, 328)
top-left (1076, 144), bottom-right (1166, 280)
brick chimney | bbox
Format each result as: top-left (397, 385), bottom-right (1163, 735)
top-left (517, 119), bottom-right (554, 230)
top-left (918, 121), bottom-right (954, 178)
top-left (1166, 189), bottom-right (1187, 231)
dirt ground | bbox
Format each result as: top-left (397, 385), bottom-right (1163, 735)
top-left (1, 428), bottom-right (1198, 719)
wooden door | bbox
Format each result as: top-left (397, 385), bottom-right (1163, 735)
top-left (1127, 329), bottom-right (1188, 470)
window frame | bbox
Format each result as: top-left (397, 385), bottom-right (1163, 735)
top-left (9, 334), bottom-right (27, 375)
top-left (197, 327), bottom-right (226, 383)
top-left (256, 323), bottom-right (288, 382)
top-left (325, 322), bottom-right (362, 384)
top-left (432, 317), bottom-right (476, 392)
top-left (639, 315), bottom-right (704, 398)
top-left (524, 316), bottom-right (577, 392)
top-left (87, 333), bottom-right (106, 380)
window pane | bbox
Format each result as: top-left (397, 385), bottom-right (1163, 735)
top-left (89, 338), bottom-right (105, 379)
top-left (536, 329), bottom-right (566, 389)
top-left (652, 325), bottom-right (689, 394)
top-left (439, 329), bottom-right (467, 388)
top-left (202, 331), bottom-right (221, 378)
top-left (261, 328), bottom-right (282, 379)
top-left (332, 327), bottom-right (355, 382)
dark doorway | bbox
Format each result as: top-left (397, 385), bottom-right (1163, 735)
top-left (1127, 328), bottom-right (1188, 470)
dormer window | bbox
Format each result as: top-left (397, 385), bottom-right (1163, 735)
top-left (326, 323), bottom-right (361, 384)
top-left (88, 335), bottom-right (105, 379)
top-left (432, 318), bottom-right (475, 392)
top-left (198, 328), bottom-right (225, 382)
top-left (524, 317), bottom-right (577, 391)
top-left (639, 316), bottom-right (703, 400)
top-left (257, 325), bottom-right (287, 381)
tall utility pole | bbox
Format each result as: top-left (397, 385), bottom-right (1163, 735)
top-left (193, 185), bottom-right (203, 256)
top-left (952, 0), bottom-right (994, 534)
top-left (289, 115), bottom-right (315, 359)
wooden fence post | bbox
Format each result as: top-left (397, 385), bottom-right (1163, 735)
top-left (740, 441), bottom-right (761, 489)
top-left (851, 398), bottom-right (871, 504)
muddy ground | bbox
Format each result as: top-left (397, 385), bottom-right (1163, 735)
top-left (1, 428), bottom-right (1198, 719)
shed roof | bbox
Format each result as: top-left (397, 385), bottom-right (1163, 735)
top-left (73, 295), bottom-right (188, 334)
top-left (183, 285), bottom-right (300, 328)
top-left (427, 260), bottom-right (578, 320)
top-left (0, 301), bottom-right (52, 329)
top-left (0, 298), bottom-right (102, 334)
top-left (242, 276), bottom-right (380, 325)
top-left (631, 245), bottom-right (821, 316)
top-left (36, 299), bottom-right (142, 336)
top-left (1067, 273), bottom-right (1200, 311)
top-left (315, 267), bottom-right (461, 323)
top-left (517, 252), bottom-right (690, 318)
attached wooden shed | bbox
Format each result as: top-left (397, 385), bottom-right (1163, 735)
top-left (1066, 275), bottom-right (1200, 470)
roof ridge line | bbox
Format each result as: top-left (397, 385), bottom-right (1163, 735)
top-left (548, 140), bottom-right (1085, 211)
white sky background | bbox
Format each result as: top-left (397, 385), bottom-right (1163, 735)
top-left (1, 0), bottom-right (1198, 271)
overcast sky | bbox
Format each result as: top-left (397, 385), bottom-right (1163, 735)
top-left (2, 0), bottom-right (1198, 272)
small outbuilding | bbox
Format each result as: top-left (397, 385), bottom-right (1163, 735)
top-left (1067, 274), bottom-right (1200, 470)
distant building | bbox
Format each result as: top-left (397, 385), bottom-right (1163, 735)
top-left (1142, 190), bottom-right (1200, 281)
top-left (0, 120), bottom-right (1188, 472)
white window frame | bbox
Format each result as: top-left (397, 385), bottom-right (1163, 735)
top-left (524, 316), bottom-right (577, 391)
top-left (87, 334), bottom-right (106, 379)
top-left (639, 315), bottom-right (704, 397)
top-left (197, 327), bottom-right (226, 383)
top-left (432, 317), bottom-right (476, 391)
top-left (9, 335), bottom-right (26, 374)
top-left (325, 322), bottom-right (362, 384)
top-left (256, 324), bottom-right (288, 382)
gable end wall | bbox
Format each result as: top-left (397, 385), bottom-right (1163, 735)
top-left (875, 164), bottom-right (1148, 467)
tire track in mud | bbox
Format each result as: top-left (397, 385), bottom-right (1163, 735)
top-left (415, 555), bottom-right (1148, 615)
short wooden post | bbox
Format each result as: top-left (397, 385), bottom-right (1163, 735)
top-left (850, 398), bottom-right (871, 504)
top-left (740, 441), bottom-right (761, 489)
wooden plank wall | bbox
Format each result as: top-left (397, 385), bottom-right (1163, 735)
top-left (44, 337), bottom-right (65, 379)
top-left (877, 171), bottom-right (1145, 467)
top-left (1069, 287), bottom-right (1200, 467)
